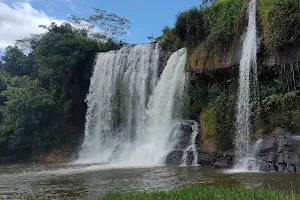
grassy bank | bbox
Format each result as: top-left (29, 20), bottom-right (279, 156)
top-left (99, 186), bottom-right (300, 200)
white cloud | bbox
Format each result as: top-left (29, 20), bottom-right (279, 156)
top-left (0, 1), bottom-right (64, 48)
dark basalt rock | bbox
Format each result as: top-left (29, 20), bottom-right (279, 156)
top-left (165, 150), bottom-right (197, 165)
top-left (172, 120), bottom-right (196, 150)
top-left (165, 150), bottom-right (234, 168)
top-left (257, 129), bottom-right (300, 173)
top-left (165, 150), bottom-right (183, 165)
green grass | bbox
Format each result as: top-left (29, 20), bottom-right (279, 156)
top-left (99, 186), bottom-right (300, 200)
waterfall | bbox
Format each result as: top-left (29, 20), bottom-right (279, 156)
top-left (181, 121), bottom-right (199, 166)
top-left (233, 0), bottom-right (258, 171)
top-left (76, 44), bottom-right (187, 167)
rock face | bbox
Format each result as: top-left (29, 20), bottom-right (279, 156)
top-left (165, 150), bottom-right (234, 168)
top-left (257, 128), bottom-right (300, 173)
top-left (165, 120), bottom-right (199, 166)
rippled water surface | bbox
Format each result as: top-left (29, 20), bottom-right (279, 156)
top-left (0, 163), bottom-right (300, 199)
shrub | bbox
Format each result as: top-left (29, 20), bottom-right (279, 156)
top-left (202, 0), bottom-right (244, 42)
top-left (259, 0), bottom-right (300, 49)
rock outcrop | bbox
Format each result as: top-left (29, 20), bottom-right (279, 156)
top-left (165, 150), bottom-right (234, 168)
top-left (257, 128), bottom-right (300, 173)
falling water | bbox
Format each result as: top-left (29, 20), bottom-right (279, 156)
top-left (234, 0), bottom-right (258, 171)
top-left (181, 121), bottom-right (199, 166)
top-left (77, 44), bottom-right (187, 167)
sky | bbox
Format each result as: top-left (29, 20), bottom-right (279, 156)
top-left (0, 0), bottom-right (201, 49)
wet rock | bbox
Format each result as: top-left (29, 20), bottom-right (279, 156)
top-left (173, 120), bottom-right (196, 149)
top-left (287, 164), bottom-right (295, 173)
top-left (186, 151), bottom-right (196, 165)
top-left (259, 137), bottom-right (277, 153)
top-left (259, 162), bottom-right (271, 172)
top-left (197, 152), bottom-right (233, 168)
top-left (198, 152), bottom-right (214, 166)
top-left (213, 160), bottom-right (228, 168)
top-left (277, 163), bottom-right (287, 172)
top-left (295, 165), bottom-right (300, 173)
top-left (277, 139), bottom-right (287, 153)
top-left (165, 150), bottom-right (183, 165)
top-left (269, 163), bottom-right (277, 171)
top-left (276, 153), bottom-right (288, 164)
top-left (257, 128), bottom-right (300, 173)
top-left (287, 154), bottom-right (299, 165)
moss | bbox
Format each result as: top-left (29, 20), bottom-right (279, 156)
top-left (183, 75), bottom-right (237, 151)
top-left (199, 107), bottom-right (217, 152)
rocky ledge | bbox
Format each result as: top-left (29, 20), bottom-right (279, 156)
top-left (165, 150), bottom-right (234, 168)
top-left (257, 128), bottom-right (300, 173)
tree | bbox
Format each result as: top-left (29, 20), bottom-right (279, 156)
top-left (1, 46), bottom-right (33, 76)
top-left (0, 76), bottom-right (55, 155)
top-left (202, 0), bottom-right (218, 6)
top-left (69, 8), bottom-right (130, 41)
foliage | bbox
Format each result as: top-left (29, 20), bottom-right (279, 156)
top-left (69, 8), bottom-right (130, 41)
top-left (157, 26), bottom-right (181, 52)
top-left (202, 0), bottom-right (244, 43)
top-left (0, 77), bottom-right (55, 155)
top-left (199, 107), bottom-right (217, 152)
top-left (1, 46), bottom-right (33, 76)
top-left (257, 70), bottom-right (300, 134)
top-left (184, 77), bottom-right (236, 151)
top-left (174, 7), bottom-right (206, 48)
top-left (158, 0), bottom-right (244, 54)
top-left (100, 186), bottom-right (300, 200)
top-left (0, 21), bottom-right (123, 158)
top-left (259, 0), bottom-right (300, 48)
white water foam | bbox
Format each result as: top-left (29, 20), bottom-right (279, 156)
top-left (233, 0), bottom-right (258, 172)
top-left (181, 121), bottom-right (199, 166)
top-left (76, 45), bottom-right (187, 168)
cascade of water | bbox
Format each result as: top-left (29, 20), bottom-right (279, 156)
top-left (234, 0), bottom-right (258, 171)
top-left (76, 45), bottom-right (187, 167)
top-left (181, 121), bottom-right (199, 166)
top-left (77, 44), bottom-right (160, 164)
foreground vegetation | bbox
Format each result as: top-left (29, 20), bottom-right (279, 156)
top-left (100, 186), bottom-right (300, 200)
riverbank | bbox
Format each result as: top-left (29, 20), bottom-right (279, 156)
top-left (100, 186), bottom-right (300, 200)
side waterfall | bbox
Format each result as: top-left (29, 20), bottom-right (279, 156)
top-left (233, 0), bottom-right (258, 171)
top-left (77, 44), bottom-right (187, 167)
top-left (181, 121), bottom-right (199, 166)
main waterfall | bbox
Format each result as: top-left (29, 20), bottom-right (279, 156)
top-left (77, 44), bottom-right (187, 167)
top-left (233, 0), bottom-right (258, 171)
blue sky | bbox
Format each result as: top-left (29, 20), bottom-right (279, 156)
top-left (0, 0), bottom-right (202, 47)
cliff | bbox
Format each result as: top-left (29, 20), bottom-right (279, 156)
top-left (158, 0), bottom-right (300, 153)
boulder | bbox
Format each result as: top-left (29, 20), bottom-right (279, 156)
top-left (173, 120), bottom-right (196, 149)
top-left (276, 153), bottom-right (288, 164)
top-left (287, 164), bottom-right (295, 173)
top-left (213, 160), bottom-right (228, 168)
top-left (277, 163), bottom-right (287, 172)
top-left (256, 128), bottom-right (300, 173)
top-left (165, 150), bottom-right (183, 165)
top-left (259, 162), bottom-right (271, 172)
top-left (259, 136), bottom-right (277, 153)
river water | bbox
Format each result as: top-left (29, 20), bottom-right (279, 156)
top-left (0, 163), bottom-right (300, 199)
